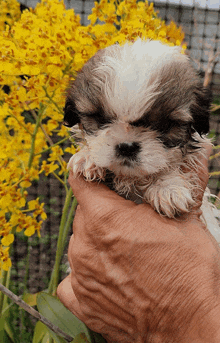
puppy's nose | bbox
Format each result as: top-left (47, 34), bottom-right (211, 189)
top-left (115, 142), bottom-right (140, 160)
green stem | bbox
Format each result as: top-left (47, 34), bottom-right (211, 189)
top-left (0, 227), bottom-right (16, 315)
top-left (34, 136), bottom-right (70, 156)
top-left (43, 86), bottom-right (63, 114)
top-left (52, 171), bottom-right (68, 192)
top-left (3, 268), bottom-right (11, 311)
top-left (62, 59), bottom-right (75, 76)
top-left (8, 111), bottom-right (33, 136)
top-left (212, 144), bottom-right (220, 150)
top-left (209, 171), bottom-right (220, 176)
top-left (48, 188), bottom-right (74, 294)
top-left (62, 196), bottom-right (77, 249)
top-left (23, 238), bottom-right (30, 294)
top-left (209, 151), bottom-right (220, 160)
top-left (0, 270), bottom-right (7, 315)
top-left (28, 106), bottom-right (45, 169)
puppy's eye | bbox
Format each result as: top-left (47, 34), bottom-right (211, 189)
top-left (80, 110), bottom-right (113, 134)
top-left (84, 110), bottom-right (112, 128)
top-left (93, 113), bottom-right (112, 127)
top-left (130, 117), bottom-right (151, 128)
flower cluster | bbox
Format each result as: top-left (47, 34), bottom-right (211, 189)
top-left (0, 0), bottom-right (21, 31)
top-left (0, 0), bottom-right (185, 271)
top-left (89, 0), bottom-right (186, 48)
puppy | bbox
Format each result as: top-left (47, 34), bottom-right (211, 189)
top-left (63, 39), bottom-right (211, 218)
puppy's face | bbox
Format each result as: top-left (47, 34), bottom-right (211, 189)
top-left (64, 39), bottom-right (210, 178)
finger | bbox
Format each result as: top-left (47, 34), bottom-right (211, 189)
top-left (68, 171), bottom-right (132, 211)
top-left (57, 274), bottom-right (84, 319)
top-left (72, 206), bottom-right (85, 236)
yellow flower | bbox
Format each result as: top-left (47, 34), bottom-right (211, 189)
top-left (0, 0), bottom-right (21, 31)
top-left (28, 199), bottom-right (39, 211)
top-left (1, 234), bottom-right (14, 246)
top-left (2, 257), bottom-right (12, 271)
top-left (24, 225), bottom-right (36, 237)
top-left (40, 160), bottom-right (59, 176)
top-left (48, 146), bottom-right (64, 162)
top-left (28, 198), bottom-right (47, 220)
top-left (65, 145), bottom-right (77, 155)
top-left (20, 180), bottom-right (32, 188)
top-left (0, 246), bottom-right (12, 271)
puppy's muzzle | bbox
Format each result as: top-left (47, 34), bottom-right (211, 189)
top-left (115, 142), bottom-right (140, 161)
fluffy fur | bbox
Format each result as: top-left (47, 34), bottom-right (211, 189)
top-left (64, 39), bottom-right (211, 218)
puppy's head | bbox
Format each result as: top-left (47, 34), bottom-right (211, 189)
top-left (64, 39), bottom-right (210, 177)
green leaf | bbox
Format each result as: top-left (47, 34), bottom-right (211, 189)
top-left (0, 315), bottom-right (4, 335)
top-left (41, 331), bottom-right (50, 343)
top-left (0, 316), bottom-right (13, 343)
top-left (37, 292), bottom-right (92, 342)
top-left (72, 333), bottom-right (90, 343)
top-left (34, 320), bottom-right (67, 343)
top-left (23, 292), bottom-right (38, 307)
top-left (33, 321), bottom-right (48, 343)
top-left (0, 303), bottom-right (18, 343)
top-left (4, 318), bottom-right (17, 343)
top-left (46, 327), bottom-right (67, 343)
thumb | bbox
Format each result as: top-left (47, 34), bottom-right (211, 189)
top-left (68, 170), bottom-right (128, 210)
top-left (57, 274), bottom-right (84, 319)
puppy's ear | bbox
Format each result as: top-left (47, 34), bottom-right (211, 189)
top-left (190, 85), bottom-right (211, 135)
top-left (63, 98), bottom-right (80, 127)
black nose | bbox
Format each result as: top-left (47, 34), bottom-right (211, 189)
top-left (115, 142), bottom-right (140, 160)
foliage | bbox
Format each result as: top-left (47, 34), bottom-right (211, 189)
top-left (0, 0), bottom-right (21, 31)
top-left (0, 0), bottom-right (186, 341)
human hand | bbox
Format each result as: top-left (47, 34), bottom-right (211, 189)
top-left (57, 143), bottom-right (220, 343)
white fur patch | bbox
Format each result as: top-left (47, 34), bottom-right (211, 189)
top-left (93, 39), bottom-right (187, 121)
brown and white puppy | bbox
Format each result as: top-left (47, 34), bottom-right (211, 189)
top-left (63, 38), bottom-right (211, 218)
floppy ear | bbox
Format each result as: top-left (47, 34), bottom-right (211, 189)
top-left (190, 85), bottom-right (211, 135)
top-left (63, 98), bottom-right (80, 127)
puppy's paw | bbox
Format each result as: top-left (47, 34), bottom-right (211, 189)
top-left (68, 150), bottom-right (105, 181)
top-left (144, 174), bottom-right (196, 218)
